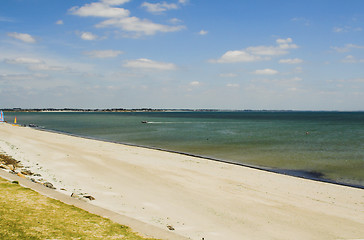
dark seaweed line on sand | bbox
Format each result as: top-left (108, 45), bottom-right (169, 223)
top-left (33, 126), bottom-right (364, 190)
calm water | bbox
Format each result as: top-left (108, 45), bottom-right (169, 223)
top-left (4, 111), bottom-right (364, 186)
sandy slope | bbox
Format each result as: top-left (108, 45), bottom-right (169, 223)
top-left (0, 123), bottom-right (363, 240)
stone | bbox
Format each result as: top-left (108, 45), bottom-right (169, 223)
top-left (83, 195), bottom-right (95, 201)
top-left (71, 193), bottom-right (82, 199)
top-left (167, 225), bottom-right (175, 231)
top-left (7, 165), bottom-right (14, 171)
top-left (43, 182), bottom-right (56, 189)
top-left (0, 164), bottom-right (9, 170)
top-left (71, 193), bottom-right (88, 202)
top-left (17, 172), bottom-right (26, 178)
top-left (21, 169), bottom-right (33, 175)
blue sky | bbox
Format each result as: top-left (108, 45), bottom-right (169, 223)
top-left (1, 0), bottom-right (363, 110)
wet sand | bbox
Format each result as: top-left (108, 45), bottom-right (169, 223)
top-left (0, 123), bottom-right (363, 240)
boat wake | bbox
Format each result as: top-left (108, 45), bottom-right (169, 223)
top-left (145, 121), bottom-right (221, 124)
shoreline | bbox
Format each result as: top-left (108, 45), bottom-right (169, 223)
top-left (1, 123), bottom-right (364, 240)
top-left (3, 108), bottom-right (364, 112)
top-left (33, 126), bottom-right (364, 190)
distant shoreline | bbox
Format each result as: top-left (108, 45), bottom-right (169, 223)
top-left (2, 108), bottom-right (364, 113)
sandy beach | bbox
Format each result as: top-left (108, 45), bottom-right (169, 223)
top-left (0, 123), bottom-right (363, 240)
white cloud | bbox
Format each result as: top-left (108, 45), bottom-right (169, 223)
top-left (198, 30), bottom-right (208, 35)
top-left (291, 17), bottom-right (310, 26)
top-left (70, 0), bottom-right (185, 37)
top-left (341, 55), bottom-right (356, 63)
top-left (4, 57), bottom-right (68, 72)
top-left (96, 16), bottom-right (185, 36)
top-left (7, 32), bottom-right (36, 43)
top-left (333, 27), bottom-right (344, 33)
top-left (246, 38), bottom-right (298, 56)
top-left (247, 46), bottom-right (288, 56)
top-left (276, 38), bottom-right (291, 44)
top-left (141, 2), bottom-right (178, 13)
top-left (341, 55), bottom-right (364, 63)
top-left (332, 44), bottom-right (364, 53)
top-left (294, 67), bottom-right (303, 73)
top-left (80, 32), bottom-right (98, 40)
top-left (279, 58), bottom-right (303, 64)
top-left (287, 87), bottom-right (298, 92)
top-left (178, 0), bottom-right (188, 4)
top-left (219, 73), bottom-right (237, 78)
top-left (189, 81), bottom-right (200, 86)
top-left (330, 78), bottom-right (364, 83)
top-left (69, 2), bottom-right (130, 18)
top-left (210, 50), bottom-right (264, 63)
top-left (276, 38), bottom-right (298, 49)
top-left (83, 50), bottom-right (123, 58)
top-left (253, 69), bottom-right (279, 75)
top-left (29, 64), bottom-right (67, 71)
top-left (211, 38), bottom-right (298, 63)
top-left (5, 57), bottom-right (42, 64)
top-left (333, 26), bottom-right (362, 33)
top-left (291, 77), bottom-right (302, 82)
top-left (56, 20), bottom-right (64, 25)
top-left (123, 58), bottom-right (177, 70)
top-left (226, 83), bottom-right (239, 88)
top-left (169, 18), bottom-right (182, 24)
top-left (0, 73), bottom-right (46, 81)
top-left (102, 0), bottom-right (130, 5)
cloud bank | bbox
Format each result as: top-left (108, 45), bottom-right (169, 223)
top-left (84, 50), bottom-right (123, 58)
top-left (123, 58), bottom-right (177, 70)
top-left (69, 0), bottom-right (185, 37)
top-left (7, 32), bottom-right (36, 43)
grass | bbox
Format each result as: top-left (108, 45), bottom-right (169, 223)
top-left (0, 177), bottom-right (160, 240)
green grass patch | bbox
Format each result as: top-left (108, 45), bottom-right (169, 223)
top-left (0, 177), bottom-right (160, 240)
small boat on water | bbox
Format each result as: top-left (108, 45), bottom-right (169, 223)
top-left (141, 121), bottom-right (148, 124)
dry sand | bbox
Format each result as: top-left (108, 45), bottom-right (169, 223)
top-left (0, 123), bottom-right (363, 240)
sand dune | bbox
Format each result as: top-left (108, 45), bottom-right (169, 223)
top-left (1, 123), bottom-right (363, 240)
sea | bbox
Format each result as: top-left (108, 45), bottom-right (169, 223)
top-left (4, 111), bottom-right (364, 188)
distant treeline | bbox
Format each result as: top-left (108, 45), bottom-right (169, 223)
top-left (2, 108), bottom-right (162, 112)
top-left (2, 108), bottom-right (224, 112)
top-left (3, 108), bottom-right (346, 113)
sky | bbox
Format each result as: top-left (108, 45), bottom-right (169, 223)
top-left (1, 0), bottom-right (364, 110)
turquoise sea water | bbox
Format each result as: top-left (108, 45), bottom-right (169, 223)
top-left (4, 111), bottom-right (364, 187)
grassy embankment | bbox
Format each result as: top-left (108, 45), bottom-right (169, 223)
top-left (0, 173), bottom-right (159, 239)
